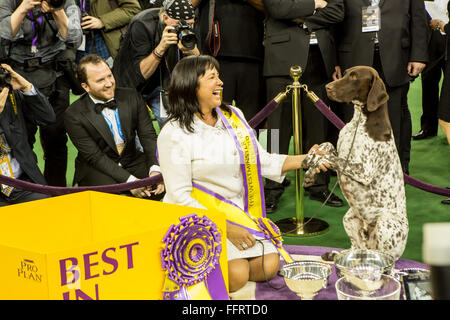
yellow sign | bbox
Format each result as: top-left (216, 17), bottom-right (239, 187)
top-left (0, 191), bottom-right (228, 300)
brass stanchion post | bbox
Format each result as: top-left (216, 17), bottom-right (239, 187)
top-left (274, 66), bottom-right (329, 237)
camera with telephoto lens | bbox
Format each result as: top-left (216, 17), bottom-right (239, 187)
top-left (45, 0), bottom-right (66, 10)
top-left (168, 20), bottom-right (197, 51)
top-left (0, 67), bottom-right (12, 91)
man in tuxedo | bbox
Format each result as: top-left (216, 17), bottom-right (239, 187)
top-left (334, 0), bottom-right (429, 174)
top-left (262, 0), bottom-right (345, 212)
top-left (0, 64), bottom-right (55, 206)
top-left (64, 54), bottom-right (164, 198)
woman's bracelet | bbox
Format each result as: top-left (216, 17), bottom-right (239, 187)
top-left (152, 49), bottom-right (163, 61)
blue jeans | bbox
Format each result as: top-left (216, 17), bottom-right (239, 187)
top-left (143, 86), bottom-right (167, 128)
top-left (135, 87), bottom-right (167, 153)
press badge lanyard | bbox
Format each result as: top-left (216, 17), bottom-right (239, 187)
top-left (80, 0), bottom-right (87, 11)
top-left (362, 0), bottom-right (381, 37)
top-left (9, 93), bottom-right (18, 117)
top-left (302, 23), bottom-right (318, 45)
top-left (28, 10), bottom-right (44, 54)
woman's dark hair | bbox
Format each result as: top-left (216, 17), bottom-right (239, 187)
top-left (165, 55), bottom-right (230, 133)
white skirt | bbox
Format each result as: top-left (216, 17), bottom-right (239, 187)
top-left (226, 235), bottom-right (278, 261)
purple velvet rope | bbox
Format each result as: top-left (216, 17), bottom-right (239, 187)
top-left (1, 92), bottom-right (449, 197)
top-left (0, 173), bottom-right (163, 196)
top-left (248, 99), bottom-right (279, 129)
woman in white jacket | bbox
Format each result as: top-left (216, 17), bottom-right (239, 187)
top-left (157, 55), bottom-right (329, 293)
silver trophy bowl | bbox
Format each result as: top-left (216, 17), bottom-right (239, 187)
top-left (279, 261), bottom-right (332, 300)
top-left (336, 273), bottom-right (401, 300)
top-left (334, 249), bottom-right (395, 278)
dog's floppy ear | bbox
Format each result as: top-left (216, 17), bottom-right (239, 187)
top-left (367, 73), bottom-right (389, 112)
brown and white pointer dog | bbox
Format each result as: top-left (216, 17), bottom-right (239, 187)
top-left (302, 66), bottom-right (408, 261)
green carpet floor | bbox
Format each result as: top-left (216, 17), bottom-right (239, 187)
top-left (34, 76), bottom-right (449, 263)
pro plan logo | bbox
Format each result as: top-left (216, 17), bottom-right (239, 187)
top-left (18, 259), bottom-right (43, 282)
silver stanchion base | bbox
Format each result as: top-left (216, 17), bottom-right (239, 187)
top-left (275, 217), bottom-right (329, 238)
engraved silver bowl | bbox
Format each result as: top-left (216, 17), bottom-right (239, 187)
top-left (279, 261), bottom-right (332, 300)
top-left (334, 249), bottom-right (395, 278)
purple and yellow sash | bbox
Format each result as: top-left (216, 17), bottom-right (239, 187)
top-left (191, 106), bottom-right (293, 263)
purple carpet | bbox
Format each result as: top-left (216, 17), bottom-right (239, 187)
top-left (255, 245), bottom-right (428, 300)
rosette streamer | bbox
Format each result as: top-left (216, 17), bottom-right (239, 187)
top-left (161, 213), bottom-right (228, 300)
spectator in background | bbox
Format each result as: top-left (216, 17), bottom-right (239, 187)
top-left (112, 0), bottom-right (199, 127)
top-left (412, 12), bottom-right (446, 141)
top-left (0, 0), bottom-right (83, 187)
top-left (75, 0), bottom-right (141, 67)
top-left (429, 7), bottom-right (450, 206)
top-left (261, 0), bottom-right (345, 212)
top-left (64, 54), bottom-right (164, 198)
top-left (0, 64), bottom-right (55, 206)
top-left (193, 0), bottom-right (266, 129)
top-left (334, 0), bottom-right (429, 175)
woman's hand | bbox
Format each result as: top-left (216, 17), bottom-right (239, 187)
top-left (282, 144), bottom-right (330, 173)
top-left (227, 222), bottom-right (256, 251)
top-left (304, 144), bottom-right (331, 173)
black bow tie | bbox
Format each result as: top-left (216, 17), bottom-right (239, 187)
top-left (95, 99), bottom-right (117, 114)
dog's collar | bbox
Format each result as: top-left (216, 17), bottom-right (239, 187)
top-left (352, 100), bottom-right (365, 108)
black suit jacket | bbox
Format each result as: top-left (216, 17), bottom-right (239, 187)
top-left (336, 0), bottom-right (429, 87)
top-left (262, 0), bottom-right (344, 78)
top-left (64, 87), bottom-right (158, 186)
top-left (424, 13), bottom-right (446, 72)
top-left (0, 89), bottom-right (55, 185)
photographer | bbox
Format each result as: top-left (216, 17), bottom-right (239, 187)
top-left (112, 0), bottom-right (199, 127)
top-left (75, 0), bottom-right (141, 66)
top-left (0, 64), bottom-right (55, 206)
top-left (0, 0), bottom-right (82, 187)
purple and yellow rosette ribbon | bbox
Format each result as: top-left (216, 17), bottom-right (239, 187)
top-left (161, 213), bottom-right (228, 300)
top-left (254, 217), bottom-right (292, 263)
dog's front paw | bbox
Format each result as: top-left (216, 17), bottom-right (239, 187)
top-left (303, 168), bottom-right (316, 187)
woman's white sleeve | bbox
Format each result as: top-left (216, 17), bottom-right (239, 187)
top-left (157, 125), bottom-right (206, 209)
